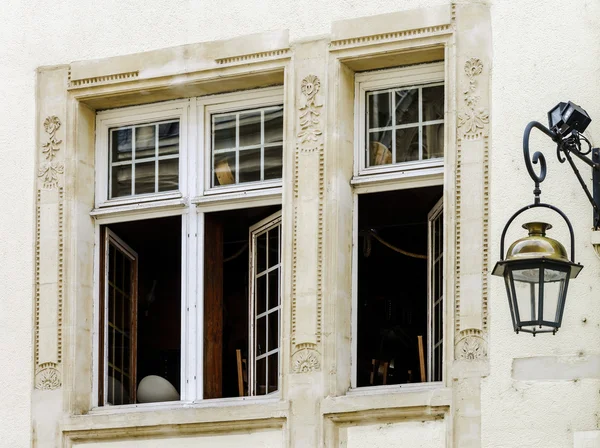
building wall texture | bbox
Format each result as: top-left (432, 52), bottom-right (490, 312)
top-left (1, 0), bottom-right (600, 447)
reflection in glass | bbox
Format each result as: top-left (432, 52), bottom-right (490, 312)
top-left (368, 92), bottom-right (391, 129)
top-left (112, 128), bottom-right (132, 162)
top-left (423, 124), bottom-right (444, 159)
top-left (135, 162), bottom-right (155, 195)
top-left (158, 159), bottom-right (179, 192)
top-left (264, 107), bottom-right (283, 144)
top-left (422, 86), bottom-right (444, 122)
top-left (395, 127), bottom-right (419, 163)
top-left (111, 165), bottom-right (132, 197)
top-left (239, 111), bottom-right (261, 147)
top-left (214, 114), bottom-right (236, 150)
top-left (159, 122), bottom-right (179, 155)
top-left (135, 125), bottom-right (156, 159)
top-left (395, 89), bottom-right (418, 125)
top-left (239, 148), bottom-right (261, 183)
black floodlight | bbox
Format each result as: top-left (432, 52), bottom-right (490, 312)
top-left (548, 101), bottom-right (591, 137)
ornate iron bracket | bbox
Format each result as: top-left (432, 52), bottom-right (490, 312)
top-left (523, 121), bottom-right (600, 230)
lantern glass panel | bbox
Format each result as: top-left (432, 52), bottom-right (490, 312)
top-left (511, 268), bottom-right (540, 329)
top-left (542, 268), bottom-right (567, 325)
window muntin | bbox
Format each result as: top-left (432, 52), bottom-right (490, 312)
top-left (211, 106), bottom-right (283, 188)
top-left (366, 83), bottom-right (444, 168)
top-left (109, 120), bottom-right (180, 198)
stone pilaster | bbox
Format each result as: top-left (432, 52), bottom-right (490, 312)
top-left (286, 39), bottom-right (328, 448)
top-left (32, 66), bottom-right (69, 448)
top-left (452, 2), bottom-right (492, 447)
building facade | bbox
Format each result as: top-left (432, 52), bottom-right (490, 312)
top-left (1, 0), bottom-right (600, 447)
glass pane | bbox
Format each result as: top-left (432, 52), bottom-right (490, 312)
top-left (368, 130), bottom-right (392, 167)
top-left (512, 268), bottom-right (540, 324)
top-left (368, 91), bottom-right (391, 129)
top-left (423, 124), bottom-right (444, 159)
top-left (264, 146), bottom-right (283, 180)
top-left (123, 258), bottom-right (131, 295)
top-left (135, 125), bottom-right (156, 159)
top-left (268, 310), bottom-right (279, 351)
top-left (422, 85), bottom-right (444, 122)
top-left (257, 233), bottom-right (267, 273)
top-left (158, 158), bottom-right (179, 192)
top-left (111, 128), bottom-right (132, 162)
top-left (239, 148), bottom-right (261, 183)
top-left (256, 274), bottom-right (266, 316)
top-left (256, 316), bottom-right (266, 356)
top-left (542, 269), bottom-right (567, 324)
top-left (394, 89), bottom-right (419, 125)
top-left (395, 127), bottom-right (420, 163)
top-left (214, 114), bottom-right (236, 150)
top-left (213, 152), bottom-right (236, 186)
top-left (114, 292), bottom-right (123, 329)
top-left (268, 227), bottom-right (279, 268)
top-left (268, 270), bottom-right (279, 310)
top-left (115, 250), bottom-right (123, 290)
top-left (158, 122), bottom-right (179, 156)
top-left (268, 352), bottom-right (279, 393)
top-left (134, 162), bottom-right (155, 195)
top-left (264, 107), bottom-right (283, 144)
top-left (255, 357), bottom-right (266, 396)
top-left (111, 165), bottom-right (132, 198)
top-left (239, 111), bottom-right (262, 147)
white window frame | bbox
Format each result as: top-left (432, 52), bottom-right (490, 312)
top-left (350, 62), bottom-right (447, 392)
top-left (91, 90), bottom-right (285, 410)
top-left (95, 99), bottom-right (191, 209)
top-left (198, 87), bottom-right (284, 197)
top-left (354, 61), bottom-right (445, 180)
top-left (248, 211), bottom-right (283, 396)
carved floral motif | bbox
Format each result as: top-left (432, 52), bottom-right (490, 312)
top-left (35, 366), bottom-right (61, 390)
top-left (297, 75), bottom-right (323, 145)
top-left (38, 115), bottom-right (64, 189)
top-left (292, 349), bottom-right (321, 373)
top-left (458, 58), bottom-right (489, 140)
top-left (455, 330), bottom-right (488, 360)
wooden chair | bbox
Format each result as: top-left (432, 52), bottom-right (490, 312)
top-left (236, 349), bottom-right (248, 396)
top-left (370, 359), bottom-right (389, 385)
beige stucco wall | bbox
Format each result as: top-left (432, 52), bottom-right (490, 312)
top-left (1, 0), bottom-right (600, 447)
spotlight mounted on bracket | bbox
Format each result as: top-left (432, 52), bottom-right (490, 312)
top-left (492, 101), bottom-right (600, 335)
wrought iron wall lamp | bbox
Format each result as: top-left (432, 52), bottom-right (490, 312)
top-left (492, 101), bottom-right (600, 335)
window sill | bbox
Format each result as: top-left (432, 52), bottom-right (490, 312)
top-left (322, 383), bottom-right (450, 416)
top-left (63, 396), bottom-right (288, 433)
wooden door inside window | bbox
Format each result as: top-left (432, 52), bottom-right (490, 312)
top-left (102, 229), bottom-right (138, 405)
top-left (249, 211), bottom-right (282, 396)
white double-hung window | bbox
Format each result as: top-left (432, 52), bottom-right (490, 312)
top-left (352, 62), bottom-right (446, 389)
top-left (93, 87), bottom-right (284, 408)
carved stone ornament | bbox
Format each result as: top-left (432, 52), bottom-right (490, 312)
top-left (297, 74), bottom-right (323, 147)
top-left (35, 364), bottom-right (61, 390)
top-left (457, 58), bottom-right (489, 140)
top-left (292, 348), bottom-right (321, 373)
top-left (455, 329), bottom-right (488, 360)
top-left (38, 115), bottom-right (64, 189)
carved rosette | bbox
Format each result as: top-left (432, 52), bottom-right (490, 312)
top-left (38, 115), bottom-right (64, 189)
top-left (455, 329), bottom-right (488, 360)
top-left (292, 346), bottom-right (321, 373)
top-left (457, 58), bottom-right (489, 140)
top-left (35, 363), bottom-right (61, 390)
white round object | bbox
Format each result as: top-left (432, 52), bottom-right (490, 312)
top-left (137, 375), bottom-right (180, 403)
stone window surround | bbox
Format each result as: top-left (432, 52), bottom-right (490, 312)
top-left (32, 3), bottom-right (492, 446)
